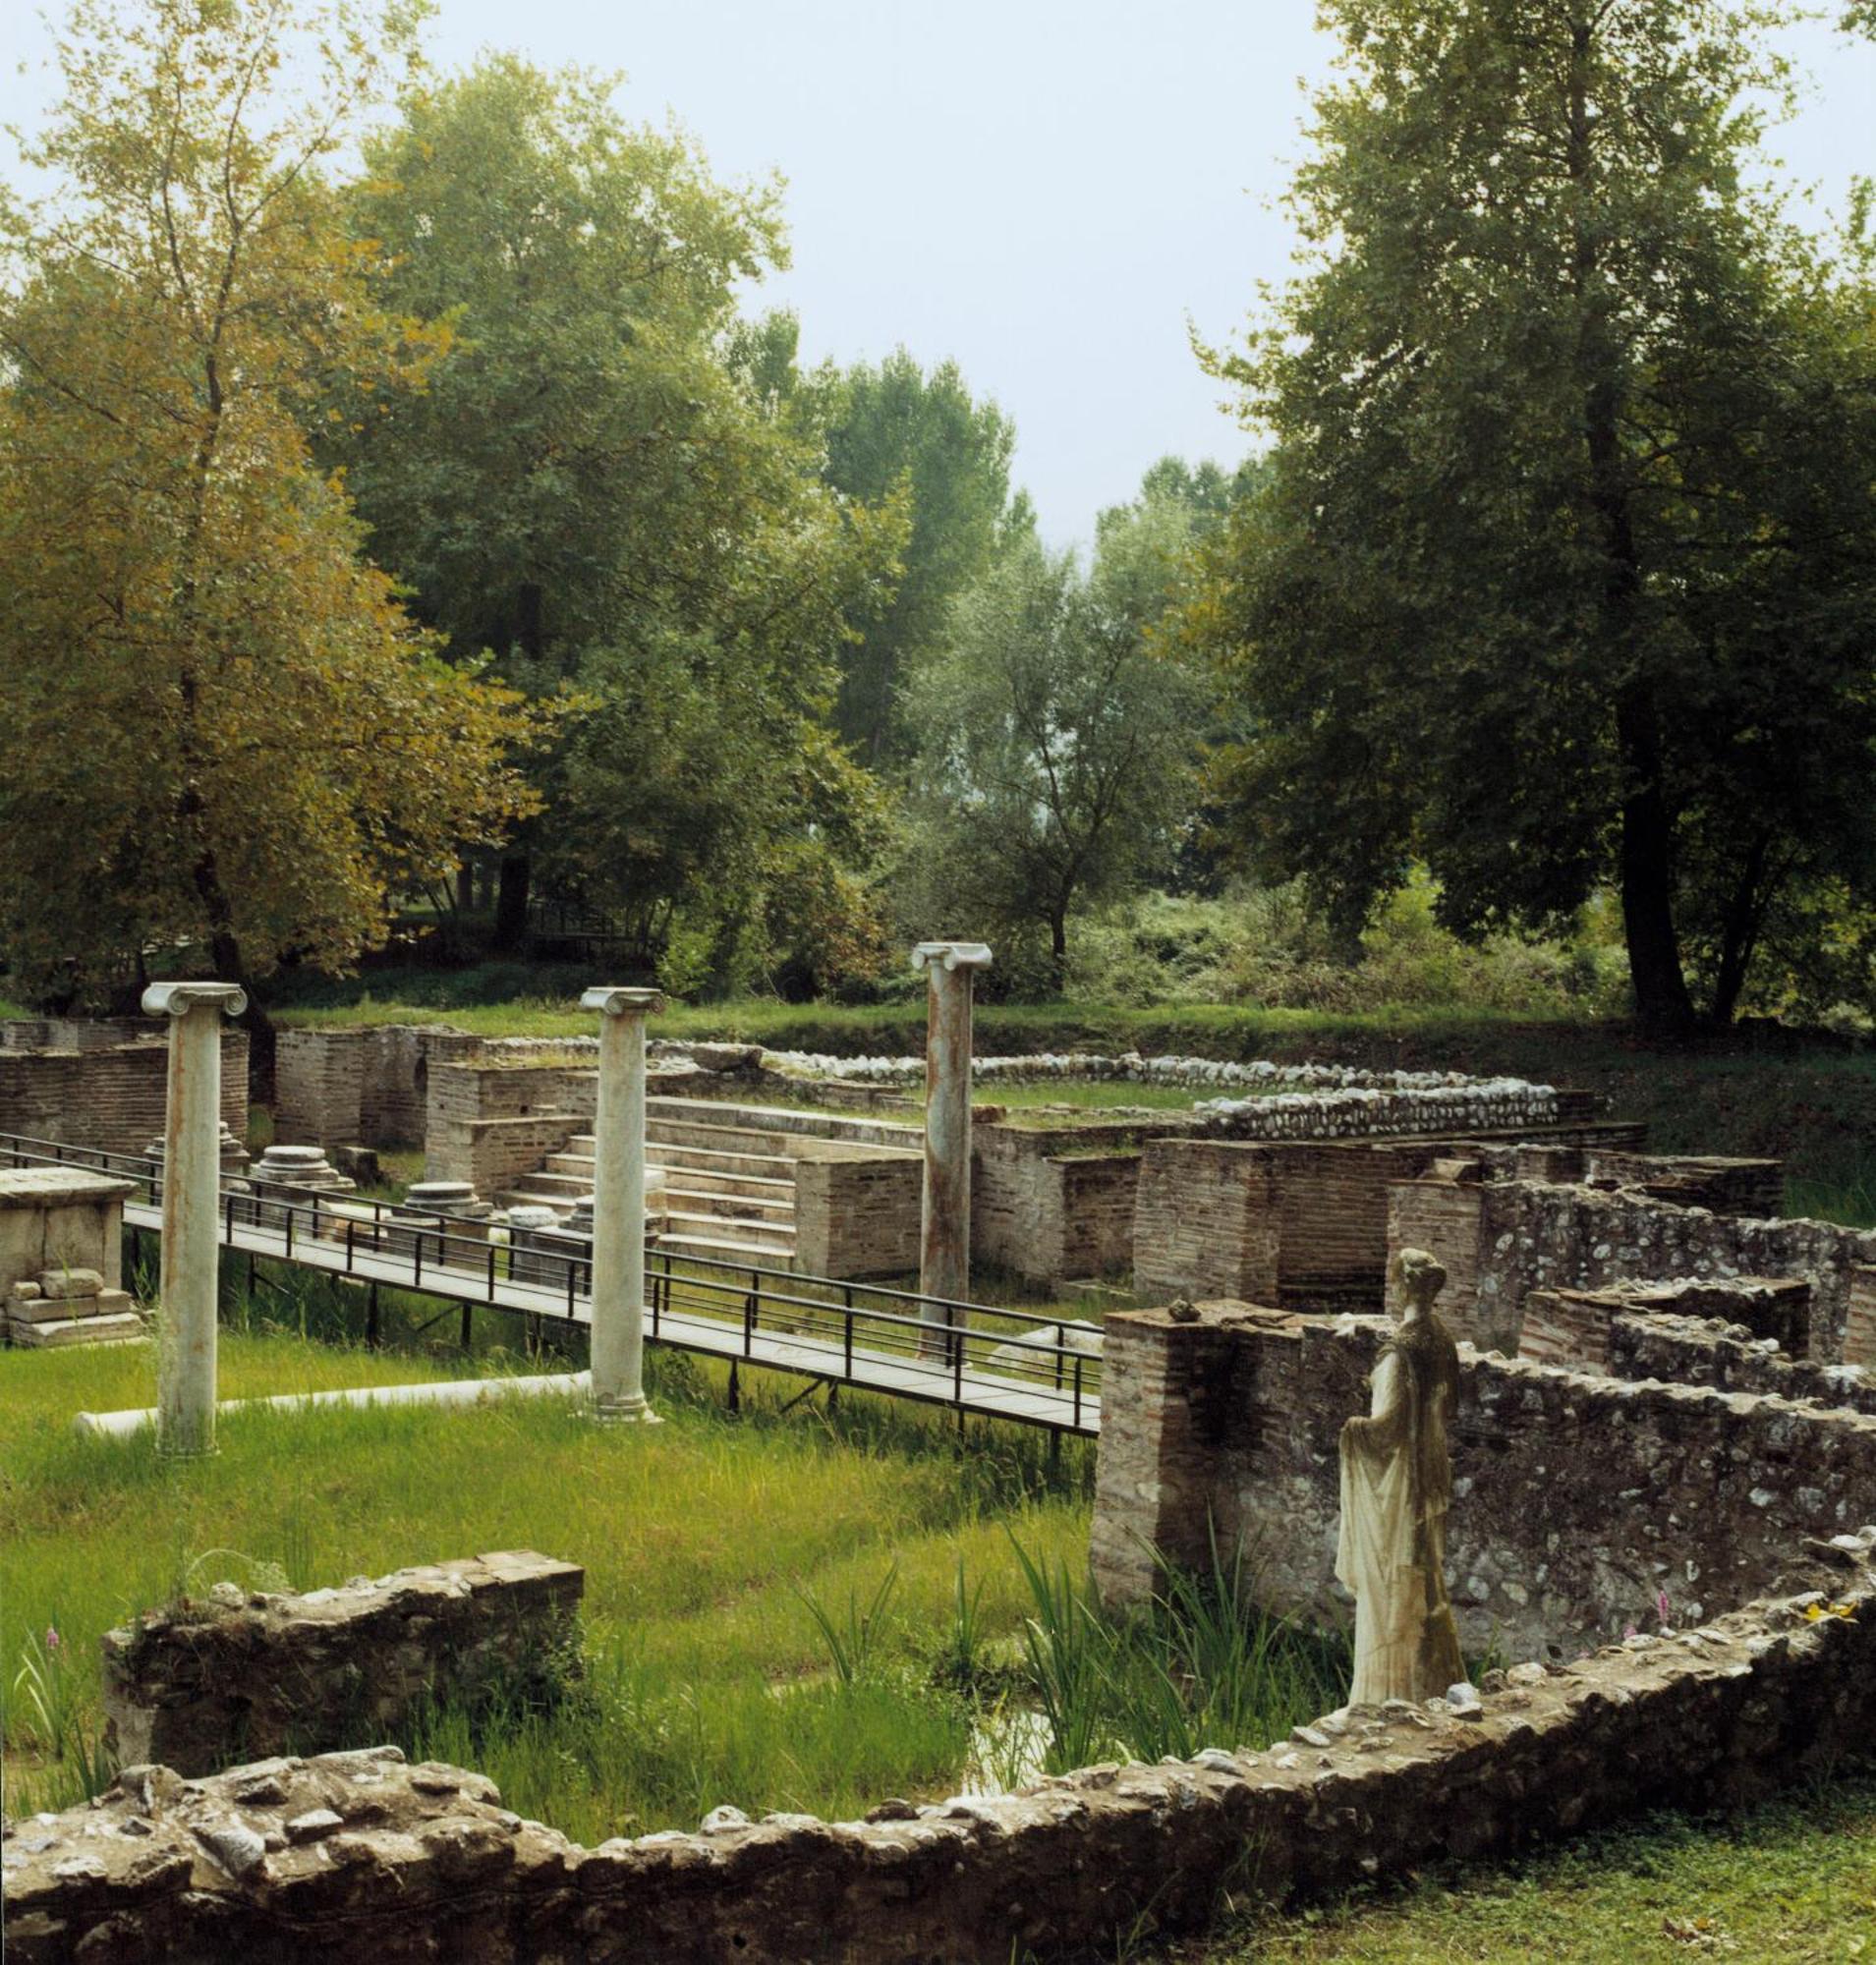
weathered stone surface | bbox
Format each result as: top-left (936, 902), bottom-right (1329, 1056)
top-left (1091, 1301), bottom-right (1876, 1656)
top-left (100, 1552), bottom-right (584, 1777)
top-left (11, 1562), bottom-right (1876, 1963)
top-left (38, 1267), bottom-right (103, 1300)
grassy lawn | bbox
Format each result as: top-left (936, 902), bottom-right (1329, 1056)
top-left (1187, 1775), bottom-right (1876, 1963)
top-left (0, 1322), bottom-right (1096, 1839)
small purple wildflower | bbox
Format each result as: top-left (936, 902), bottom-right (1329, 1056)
top-left (43, 1625), bottom-right (61, 1655)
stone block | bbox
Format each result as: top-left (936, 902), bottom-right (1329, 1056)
top-left (10, 1312), bottom-right (144, 1348)
top-left (38, 1266), bottom-right (103, 1300)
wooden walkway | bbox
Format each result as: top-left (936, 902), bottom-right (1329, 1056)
top-left (111, 1193), bottom-right (1102, 1437)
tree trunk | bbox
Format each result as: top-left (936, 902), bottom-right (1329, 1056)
top-left (1613, 688), bottom-right (1696, 1036)
top-left (454, 858), bottom-right (475, 916)
top-left (1048, 907), bottom-right (1068, 996)
top-left (1707, 831), bottom-right (1774, 1028)
top-left (493, 852), bottom-right (533, 952)
top-left (1567, 12), bottom-right (1695, 1039)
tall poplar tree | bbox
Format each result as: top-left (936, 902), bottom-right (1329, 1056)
top-left (1201, 0), bottom-right (1876, 1030)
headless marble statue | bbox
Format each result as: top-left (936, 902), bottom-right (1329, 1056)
top-left (1336, 1246), bottom-right (1467, 1706)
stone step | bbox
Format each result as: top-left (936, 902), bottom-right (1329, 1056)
top-left (638, 1141), bottom-right (803, 1180)
top-left (512, 1169), bottom-right (595, 1202)
top-left (8, 1312), bottom-right (146, 1349)
top-left (654, 1229), bottom-right (795, 1265)
top-left (663, 1208), bottom-right (796, 1246)
top-left (644, 1119), bottom-right (801, 1158)
top-left (665, 1190), bottom-right (795, 1224)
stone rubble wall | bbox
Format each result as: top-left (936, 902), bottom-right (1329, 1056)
top-left (1518, 1276), bottom-right (1815, 1374)
top-left (1606, 1310), bottom-right (1876, 1415)
top-left (13, 1561), bottom-right (1876, 1964)
top-left (1583, 1151), bottom-right (1784, 1219)
top-left (0, 1035), bottom-right (247, 1159)
top-left (100, 1552), bottom-right (584, 1778)
top-left (1390, 1173), bottom-right (1876, 1364)
top-left (1091, 1303), bottom-right (1876, 1656)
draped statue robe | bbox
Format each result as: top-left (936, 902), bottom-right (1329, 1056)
top-left (1336, 1317), bottom-right (1466, 1707)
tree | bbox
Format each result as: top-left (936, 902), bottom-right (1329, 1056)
top-left (1198, 0), bottom-right (1876, 1031)
top-left (0, 0), bottom-right (538, 1011)
top-left (331, 57), bottom-right (899, 960)
top-left (903, 495), bottom-right (1206, 990)
top-left (808, 349), bottom-right (1028, 763)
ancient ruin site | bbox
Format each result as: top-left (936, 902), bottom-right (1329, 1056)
top-left (6, 0), bottom-right (1876, 1957)
top-left (7, 971), bottom-right (1876, 1961)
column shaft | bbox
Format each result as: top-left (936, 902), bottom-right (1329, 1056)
top-left (157, 1004), bottom-right (224, 1456)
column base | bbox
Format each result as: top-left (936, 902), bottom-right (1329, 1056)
top-left (155, 1438), bottom-right (219, 1461)
top-left (592, 1396), bottom-right (662, 1427)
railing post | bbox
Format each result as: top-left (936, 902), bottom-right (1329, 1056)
top-left (1073, 1354), bottom-right (1084, 1430)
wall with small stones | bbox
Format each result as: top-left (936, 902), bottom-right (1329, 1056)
top-left (1390, 1173), bottom-right (1876, 1364)
top-left (13, 1558), bottom-right (1876, 1964)
top-left (100, 1552), bottom-right (584, 1778)
top-left (1518, 1276), bottom-right (1815, 1374)
top-left (1091, 1302), bottom-right (1876, 1656)
top-left (0, 1035), bottom-right (247, 1159)
top-left (1606, 1311), bottom-right (1876, 1416)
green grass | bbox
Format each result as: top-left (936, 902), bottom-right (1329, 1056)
top-left (0, 1319), bottom-right (1097, 1835)
top-left (1189, 1773), bottom-right (1876, 1963)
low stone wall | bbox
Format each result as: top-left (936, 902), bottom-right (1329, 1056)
top-left (1091, 1302), bottom-right (1876, 1656)
top-left (1584, 1151), bottom-right (1784, 1218)
top-left (793, 1152), bottom-right (922, 1278)
top-left (101, 1552), bottom-right (584, 1777)
top-left (13, 1559), bottom-right (1876, 1964)
top-left (1390, 1170), bottom-right (1876, 1363)
top-left (0, 1034), bottom-right (247, 1159)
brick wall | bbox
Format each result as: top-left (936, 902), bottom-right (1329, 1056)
top-left (1092, 1302), bottom-right (1876, 1656)
top-left (794, 1152), bottom-right (923, 1278)
top-left (1606, 1310), bottom-right (1876, 1414)
top-left (425, 1062), bottom-right (597, 1184)
top-left (1519, 1276), bottom-right (1814, 1374)
top-left (0, 1037), bottom-right (246, 1157)
top-left (972, 1124), bottom-right (1145, 1286)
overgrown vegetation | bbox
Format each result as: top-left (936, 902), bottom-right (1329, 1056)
top-left (1188, 1772), bottom-right (1876, 1963)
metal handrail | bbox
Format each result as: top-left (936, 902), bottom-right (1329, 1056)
top-left (0, 1129), bottom-right (1101, 1427)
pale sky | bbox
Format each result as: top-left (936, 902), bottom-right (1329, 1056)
top-left (5, 1), bottom-right (1873, 545)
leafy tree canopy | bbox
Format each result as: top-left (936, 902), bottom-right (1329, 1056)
top-left (1196, 0), bottom-right (1876, 1030)
top-left (0, 0), bottom-right (539, 1009)
top-left (805, 347), bottom-right (1030, 764)
top-left (901, 488), bottom-right (1207, 990)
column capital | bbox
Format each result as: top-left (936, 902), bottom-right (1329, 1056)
top-left (911, 941), bottom-right (994, 975)
top-left (142, 981), bottom-right (248, 1020)
top-left (580, 985), bottom-right (667, 1019)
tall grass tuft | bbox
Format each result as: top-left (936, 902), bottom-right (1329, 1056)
top-left (1010, 1525), bottom-right (1349, 1772)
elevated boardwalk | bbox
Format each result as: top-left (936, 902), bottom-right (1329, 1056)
top-left (0, 1133), bottom-right (1098, 1436)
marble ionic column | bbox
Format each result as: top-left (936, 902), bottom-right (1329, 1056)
top-left (142, 981), bottom-right (247, 1457)
top-left (911, 941), bottom-right (993, 1335)
top-left (580, 985), bottom-right (665, 1423)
